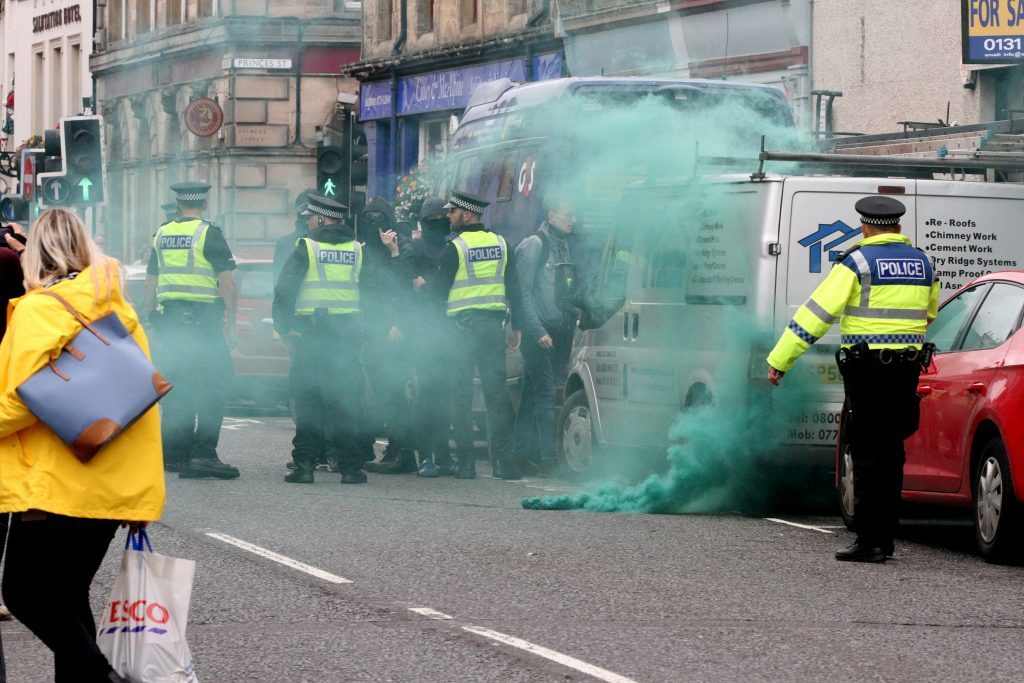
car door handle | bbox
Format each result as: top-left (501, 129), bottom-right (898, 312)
top-left (968, 382), bottom-right (987, 396)
top-left (623, 312), bottom-right (629, 340)
top-left (632, 313), bottom-right (639, 339)
top-left (917, 385), bottom-right (932, 397)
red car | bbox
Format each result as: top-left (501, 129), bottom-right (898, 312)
top-left (837, 271), bottom-right (1024, 562)
top-left (230, 259), bottom-right (290, 409)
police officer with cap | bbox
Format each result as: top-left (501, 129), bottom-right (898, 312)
top-left (144, 181), bottom-right (241, 479)
top-left (766, 195), bottom-right (939, 563)
top-left (274, 188), bottom-right (316, 284)
top-left (160, 200), bottom-right (179, 225)
top-left (273, 193), bottom-right (368, 485)
top-left (432, 190), bottom-right (521, 479)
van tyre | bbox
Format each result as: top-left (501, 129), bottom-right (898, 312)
top-left (974, 437), bottom-right (1024, 564)
top-left (556, 389), bottom-right (598, 480)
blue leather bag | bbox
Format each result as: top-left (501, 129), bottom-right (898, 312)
top-left (16, 291), bottom-right (172, 462)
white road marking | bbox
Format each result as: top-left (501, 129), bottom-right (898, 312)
top-left (205, 532), bottom-right (353, 584)
top-left (408, 607), bottom-right (453, 620)
top-left (462, 625), bottom-right (640, 683)
top-left (764, 518), bottom-right (836, 534)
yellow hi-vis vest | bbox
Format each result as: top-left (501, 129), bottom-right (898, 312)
top-left (153, 219), bottom-right (219, 303)
top-left (295, 238), bottom-right (362, 315)
top-left (447, 230), bottom-right (508, 316)
top-left (767, 233), bottom-right (941, 373)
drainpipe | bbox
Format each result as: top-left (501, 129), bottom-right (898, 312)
top-left (389, 73), bottom-right (399, 199)
top-left (292, 20), bottom-right (308, 147)
top-left (392, 0), bottom-right (407, 55)
top-left (527, 0), bottom-right (549, 27)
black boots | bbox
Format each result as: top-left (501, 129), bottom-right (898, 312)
top-left (835, 541), bottom-right (886, 563)
top-left (492, 458), bottom-right (522, 480)
top-left (364, 446), bottom-right (417, 474)
top-left (285, 459), bottom-right (314, 484)
top-left (179, 458), bottom-right (240, 480)
top-left (455, 456), bottom-right (476, 479)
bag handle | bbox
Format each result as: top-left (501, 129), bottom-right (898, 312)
top-left (38, 290), bottom-right (111, 346)
top-left (125, 527), bottom-right (153, 552)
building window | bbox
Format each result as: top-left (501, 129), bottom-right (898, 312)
top-left (418, 118), bottom-right (449, 161)
top-left (137, 0), bottom-right (152, 34)
top-left (32, 46), bottom-right (44, 135)
top-left (508, 0), bottom-right (527, 16)
top-left (460, 0), bottom-right (478, 27)
top-left (69, 40), bottom-right (82, 114)
top-left (416, 0), bottom-right (434, 33)
top-left (197, 0), bottom-right (214, 18)
top-left (108, 0), bottom-right (124, 41)
top-left (167, 0), bottom-right (183, 26)
top-left (378, 0), bottom-right (393, 40)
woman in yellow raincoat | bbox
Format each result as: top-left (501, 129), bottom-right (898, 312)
top-left (0, 209), bottom-right (165, 683)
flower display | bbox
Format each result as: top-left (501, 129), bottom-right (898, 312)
top-left (394, 157), bottom-right (441, 223)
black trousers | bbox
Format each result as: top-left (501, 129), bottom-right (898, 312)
top-left (2, 514), bottom-right (119, 683)
top-left (361, 333), bottom-right (415, 453)
top-left (291, 326), bottom-right (365, 473)
top-left (154, 305), bottom-right (233, 465)
top-left (515, 322), bottom-right (573, 464)
top-left (449, 313), bottom-right (515, 464)
top-left (841, 355), bottom-right (922, 545)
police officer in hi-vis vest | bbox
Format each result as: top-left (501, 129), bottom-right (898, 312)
top-left (273, 193), bottom-right (369, 485)
top-left (144, 181), bottom-right (241, 479)
top-left (767, 196), bottom-right (940, 563)
top-left (433, 190), bottom-right (522, 480)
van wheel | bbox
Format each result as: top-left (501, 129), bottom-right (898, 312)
top-left (975, 437), bottom-right (1024, 563)
top-left (556, 390), bottom-right (597, 480)
top-left (838, 434), bottom-right (856, 531)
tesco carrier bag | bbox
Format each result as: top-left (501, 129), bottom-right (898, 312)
top-left (98, 529), bottom-right (199, 683)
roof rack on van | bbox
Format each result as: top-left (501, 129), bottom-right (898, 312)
top-left (753, 136), bottom-right (1024, 180)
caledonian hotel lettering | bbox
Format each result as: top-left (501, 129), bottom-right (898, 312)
top-left (33, 4), bottom-right (82, 33)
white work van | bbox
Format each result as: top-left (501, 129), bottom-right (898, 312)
top-left (558, 172), bottom-right (1024, 477)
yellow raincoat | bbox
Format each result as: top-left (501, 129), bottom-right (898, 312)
top-left (0, 259), bottom-right (165, 521)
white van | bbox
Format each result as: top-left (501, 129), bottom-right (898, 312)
top-left (557, 171), bottom-right (1024, 477)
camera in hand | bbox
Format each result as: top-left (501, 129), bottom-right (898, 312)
top-left (1, 225), bottom-right (26, 245)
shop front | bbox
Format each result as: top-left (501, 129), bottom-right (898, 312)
top-left (359, 52), bottom-right (563, 199)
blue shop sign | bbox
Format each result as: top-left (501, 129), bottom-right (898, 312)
top-left (360, 52), bottom-right (563, 121)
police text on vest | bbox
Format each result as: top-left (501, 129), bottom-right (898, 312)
top-left (318, 249), bottom-right (356, 265)
top-left (877, 259), bottom-right (925, 280)
top-left (468, 246), bottom-right (503, 262)
top-left (159, 235), bottom-right (193, 250)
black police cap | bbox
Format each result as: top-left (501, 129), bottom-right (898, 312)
top-left (170, 181), bottom-right (211, 202)
top-left (302, 193), bottom-right (347, 220)
top-left (855, 196), bottom-right (906, 226)
top-left (444, 190), bottom-right (489, 215)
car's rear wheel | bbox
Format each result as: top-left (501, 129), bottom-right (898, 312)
top-left (974, 437), bottom-right (1024, 563)
top-left (556, 389), bottom-right (597, 480)
top-left (838, 437), bottom-right (856, 531)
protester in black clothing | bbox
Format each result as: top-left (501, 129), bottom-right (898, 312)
top-left (359, 199), bottom-right (417, 474)
top-left (274, 194), bottom-right (368, 484)
top-left (431, 191), bottom-right (521, 479)
top-left (513, 196), bottom-right (578, 474)
top-left (389, 198), bottom-right (455, 477)
top-left (273, 188), bottom-right (315, 284)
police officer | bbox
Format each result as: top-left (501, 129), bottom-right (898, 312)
top-left (433, 190), bottom-right (520, 479)
top-left (273, 193), bottom-right (368, 485)
top-left (144, 181), bottom-right (241, 479)
top-left (766, 196), bottom-right (939, 563)
top-left (160, 200), bottom-right (179, 225)
top-left (274, 188), bottom-right (315, 284)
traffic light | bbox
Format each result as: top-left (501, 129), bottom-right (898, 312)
top-left (37, 115), bottom-right (106, 207)
top-left (316, 145), bottom-right (345, 200)
top-left (0, 196), bottom-right (30, 221)
top-left (62, 116), bottom-right (105, 204)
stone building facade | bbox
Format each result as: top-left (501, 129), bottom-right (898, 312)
top-left (90, 0), bottom-right (361, 262)
top-left (344, 0), bottom-right (563, 199)
top-left (813, 0), bottom-right (996, 136)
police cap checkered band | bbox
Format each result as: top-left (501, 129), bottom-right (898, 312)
top-left (303, 193), bottom-right (347, 220)
top-left (170, 181), bottom-right (211, 202)
top-left (855, 196), bottom-right (905, 226)
top-left (443, 191), bottom-right (489, 215)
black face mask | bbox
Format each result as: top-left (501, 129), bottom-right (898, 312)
top-left (422, 218), bottom-right (450, 235)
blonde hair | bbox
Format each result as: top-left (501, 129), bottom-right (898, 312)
top-left (22, 209), bottom-right (108, 292)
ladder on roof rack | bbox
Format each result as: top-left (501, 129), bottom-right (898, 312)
top-left (752, 135), bottom-right (1024, 179)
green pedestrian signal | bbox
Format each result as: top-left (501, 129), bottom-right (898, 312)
top-left (322, 177), bottom-right (336, 197)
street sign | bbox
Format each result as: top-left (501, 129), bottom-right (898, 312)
top-left (232, 58), bottom-right (292, 69)
top-left (41, 177), bottom-right (71, 205)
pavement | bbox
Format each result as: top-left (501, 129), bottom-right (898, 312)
top-left (3, 416), bottom-right (1023, 682)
